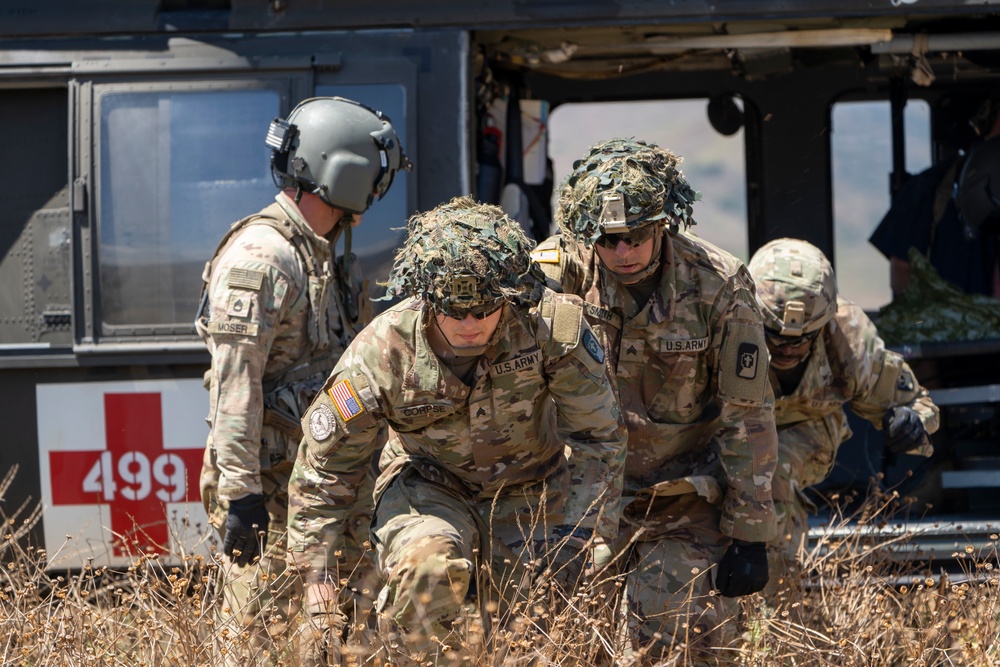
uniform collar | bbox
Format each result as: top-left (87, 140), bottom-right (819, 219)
top-left (273, 191), bottom-right (330, 250)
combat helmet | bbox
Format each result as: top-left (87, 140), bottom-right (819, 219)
top-left (555, 138), bottom-right (699, 247)
top-left (383, 196), bottom-right (540, 318)
top-left (748, 238), bottom-right (837, 336)
top-left (266, 96), bottom-right (412, 214)
top-left (955, 135), bottom-right (1000, 240)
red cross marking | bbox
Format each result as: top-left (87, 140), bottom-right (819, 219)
top-left (48, 393), bottom-right (204, 557)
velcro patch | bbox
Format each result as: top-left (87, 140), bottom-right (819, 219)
top-left (718, 321), bottom-right (767, 405)
top-left (308, 404), bottom-right (336, 441)
top-left (227, 268), bottom-right (264, 290)
top-left (227, 294), bottom-right (252, 318)
top-left (582, 328), bottom-right (605, 364)
top-left (531, 248), bottom-right (561, 264)
top-left (493, 351), bottom-right (542, 376)
top-left (207, 321), bottom-right (260, 336)
top-left (328, 379), bottom-right (364, 422)
top-left (659, 337), bottom-right (709, 353)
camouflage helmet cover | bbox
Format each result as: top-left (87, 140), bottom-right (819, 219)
top-left (748, 238), bottom-right (838, 336)
top-left (555, 138), bottom-right (700, 246)
top-left (384, 196), bottom-right (540, 316)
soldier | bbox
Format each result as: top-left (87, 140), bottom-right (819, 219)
top-left (747, 238), bottom-right (939, 590)
top-left (196, 96), bottom-right (409, 664)
top-left (532, 138), bottom-right (778, 663)
top-left (287, 195), bottom-right (627, 663)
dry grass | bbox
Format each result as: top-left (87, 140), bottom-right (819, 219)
top-left (2, 476), bottom-right (999, 666)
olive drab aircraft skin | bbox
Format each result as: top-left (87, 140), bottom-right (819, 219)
top-left (1, 0), bottom-right (1000, 569)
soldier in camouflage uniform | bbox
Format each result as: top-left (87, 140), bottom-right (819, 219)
top-left (532, 138), bottom-right (778, 663)
top-left (196, 97), bottom-right (409, 664)
top-left (747, 238), bottom-right (939, 592)
top-left (286, 196), bottom-right (627, 663)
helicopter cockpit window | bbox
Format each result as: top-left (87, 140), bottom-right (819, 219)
top-left (97, 88), bottom-right (279, 333)
top-left (832, 99), bottom-right (931, 311)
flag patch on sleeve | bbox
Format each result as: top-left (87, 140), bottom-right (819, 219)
top-left (328, 379), bottom-right (364, 422)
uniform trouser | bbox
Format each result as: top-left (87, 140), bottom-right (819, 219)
top-left (201, 444), bottom-right (379, 665)
top-left (371, 466), bottom-right (565, 660)
top-left (623, 492), bottom-right (738, 664)
top-left (765, 418), bottom-right (838, 597)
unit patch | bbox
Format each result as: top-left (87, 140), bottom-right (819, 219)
top-left (207, 321), bottom-right (260, 336)
top-left (227, 268), bottom-right (265, 291)
top-left (328, 379), bottom-right (364, 422)
top-left (736, 342), bottom-right (759, 379)
top-left (582, 328), bottom-right (605, 364)
top-left (309, 404), bottom-right (336, 441)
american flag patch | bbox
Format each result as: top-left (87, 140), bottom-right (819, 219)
top-left (328, 379), bottom-right (364, 422)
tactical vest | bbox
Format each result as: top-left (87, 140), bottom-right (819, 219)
top-left (197, 209), bottom-right (363, 396)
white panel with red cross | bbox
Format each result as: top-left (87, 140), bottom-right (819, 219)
top-left (37, 379), bottom-right (212, 569)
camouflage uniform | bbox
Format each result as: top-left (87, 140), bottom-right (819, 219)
top-left (749, 239), bottom-right (939, 591)
top-left (197, 192), bottom-right (376, 663)
top-left (287, 197), bottom-right (627, 661)
top-left (534, 140), bottom-right (778, 660)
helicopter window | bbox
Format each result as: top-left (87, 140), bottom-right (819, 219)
top-left (831, 99), bottom-right (931, 311)
top-left (97, 88), bottom-right (279, 331)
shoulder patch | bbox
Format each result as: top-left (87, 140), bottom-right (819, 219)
top-left (551, 299), bottom-right (583, 347)
top-left (718, 320), bottom-right (767, 405)
top-left (207, 321), bottom-right (260, 336)
top-left (531, 247), bottom-right (561, 264)
top-left (582, 328), bottom-right (605, 364)
top-left (328, 379), bottom-right (365, 422)
top-left (308, 404), bottom-right (336, 441)
top-left (227, 267), bottom-right (265, 291)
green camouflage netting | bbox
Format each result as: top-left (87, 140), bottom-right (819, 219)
top-left (555, 138), bottom-right (700, 246)
top-left (875, 246), bottom-right (1000, 345)
top-left (383, 195), bottom-right (541, 313)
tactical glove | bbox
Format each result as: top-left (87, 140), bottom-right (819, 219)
top-left (715, 539), bottom-right (768, 597)
top-left (882, 406), bottom-right (927, 454)
top-left (224, 493), bottom-right (269, 567)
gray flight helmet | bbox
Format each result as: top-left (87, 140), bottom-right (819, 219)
top-left (266, 96), bottom-right (412, 214)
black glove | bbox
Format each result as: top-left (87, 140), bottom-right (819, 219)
top-left (224, 493), bottom-right (269, 567)
top-left (715, 539), bottom-right (768, 597)
top-left (882, 406), bottom-right (927, 454)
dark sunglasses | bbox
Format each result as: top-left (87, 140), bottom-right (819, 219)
top-left (436, 299), bottom-right (505, 321)
top-left (595, 225), bottom-right (658, 249)
top-left (764, 329), bottom-right (819, 349)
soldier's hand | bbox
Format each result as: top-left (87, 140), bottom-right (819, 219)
top-left (882, 406), bottom-right (927, 454)
top-left (715, 539), bottom-right (768, 597)
top-left (546, 534), bottom-right (591, 591)
top-left (224, 493), bottom-right (269, 567)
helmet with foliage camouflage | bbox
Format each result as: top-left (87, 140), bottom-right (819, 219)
top-left (748, 238), bottom-right (837, 336)
top-left (384, 196), bottom-right (540, 317)
top-left (266, 96), bottom-right (411, 214)
top-left (555, 138), bottom-right (699, 246)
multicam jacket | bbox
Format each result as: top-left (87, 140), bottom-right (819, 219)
top-left (197, 192), bottom-right (364, 501)
top-left (287, 292), bottom-right (627, 573)
top-left (770, 298), bottom-right (939, 494)
top-left (533, 230), bottom-right (778, 543)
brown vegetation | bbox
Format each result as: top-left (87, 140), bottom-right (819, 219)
top-left (1, 475), bottom-right (998, 666)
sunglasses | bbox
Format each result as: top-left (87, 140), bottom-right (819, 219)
top-left (595, 225), bottom-right (658, 249)
top-left (436, 299), bottom-right (505, 321)
top-left (764, 329), bottom-right (819, 349)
